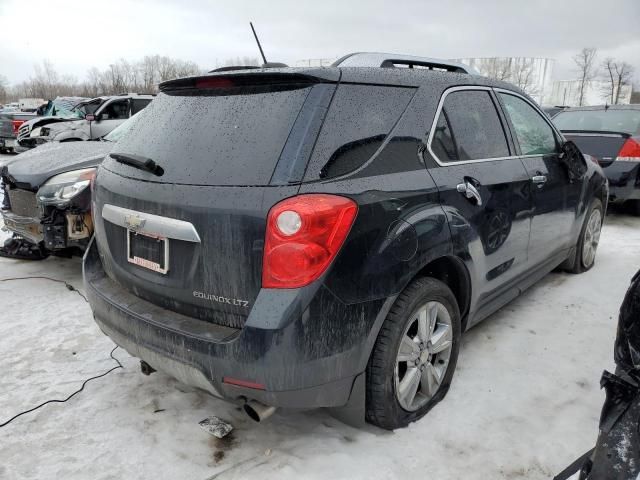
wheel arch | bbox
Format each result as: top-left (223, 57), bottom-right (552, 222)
top-left (412, 255), bottom-right (472, 330)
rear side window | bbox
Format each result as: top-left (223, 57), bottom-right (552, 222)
top-left (430, 90), bottom-right (510, 162)
top-left (499, 93), bottom-right (557, 155)
top-left (302, 85), bottom-right (415, 180)
top-left (109, 87), bottom-right (312, 185)
top-left (430, 112), bottom-right (458, 162)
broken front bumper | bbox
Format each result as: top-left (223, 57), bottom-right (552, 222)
top-left (1, 210), bottom-right (43, 244)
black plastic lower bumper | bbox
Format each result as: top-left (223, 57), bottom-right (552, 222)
top-left (84, 238), bottom-right (386, 410)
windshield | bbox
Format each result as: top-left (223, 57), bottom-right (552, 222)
top-left (103, 111), bottom-right (144, 142)
top-left (553, 109), bottom-right (640, 135)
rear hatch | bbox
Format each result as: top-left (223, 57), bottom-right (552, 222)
top-left (554, 108), bottom-right (640, 167)
top-left (94, 70), bottom-right (339, 328)
top-left (93, 69), bottom-right (413, 328)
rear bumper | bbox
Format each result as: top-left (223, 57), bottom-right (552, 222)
top-left (84, 239), bottom-right (387, 409)
top-left (604, 162), bottom-right (640, 203)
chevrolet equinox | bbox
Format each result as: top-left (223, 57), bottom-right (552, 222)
top-left (84, 52), bottom-right (608, 429)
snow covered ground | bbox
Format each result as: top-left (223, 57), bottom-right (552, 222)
top-left (0, 174), bottom-right (638, 478)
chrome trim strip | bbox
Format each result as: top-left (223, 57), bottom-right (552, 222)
top-left (102, 204), bottom-right (201, 243)
top-left (560, 132), bottom-right (627, 138)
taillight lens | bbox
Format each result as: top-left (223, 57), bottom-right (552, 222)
top-left (11, 120), bottom-right (24, 135)
top-left (616, 139), bottom-right (640, 162)
top-left (262, 194), bottom-right (358, 289)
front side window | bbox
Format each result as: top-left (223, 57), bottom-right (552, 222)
top-left (499, 93), bottom-right (557, 156)
top-left (100, 100), bottom-right (130, 120)
top-left (431, 90), bottom-right (510, 162)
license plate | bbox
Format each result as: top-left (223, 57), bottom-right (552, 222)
top-left (127, 230), bottom-right (169, 274)
top-left (1, 139), bottom-right (16, 147)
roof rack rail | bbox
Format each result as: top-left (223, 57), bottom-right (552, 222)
top-left (331, 52), bottom-right (478, 74)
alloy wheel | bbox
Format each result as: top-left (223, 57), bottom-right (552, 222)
top-left (582, 208), bottom-right (602, 268)
top-left (395, 301), bottom-right (453, 411)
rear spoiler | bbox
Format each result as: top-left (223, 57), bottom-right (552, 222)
top-left (160, 71), bottom-right (340, 93)
top-left (561, 129), bottom-right (632, 138)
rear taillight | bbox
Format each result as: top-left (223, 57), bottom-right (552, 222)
top-left (616, 139), bottom-right (640, 162)
top-left (11, 120), bottom-right (24, 135)
top-left (262, 194), bottom-right (358, 289)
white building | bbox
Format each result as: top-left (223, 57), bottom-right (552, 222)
top-left (547, 80), bottom-right (633, 107)
top-left (296, 55), bottom-right (560, 105)
top-left (454, 57), bottom-right (555, 105)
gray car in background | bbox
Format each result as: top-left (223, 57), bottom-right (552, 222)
top-left (1, 112), bottom-right (146, 259)
top-left (18, 93), bottom-right (154, 149)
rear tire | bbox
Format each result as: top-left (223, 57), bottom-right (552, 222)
top-left (365, 277), bottom-right (461, 430)
top-left (566, 198), bottom-right (603, 274)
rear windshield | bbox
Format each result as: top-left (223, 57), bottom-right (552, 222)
top-left (109, 87), bottom-right (312, 185)
top-left (553, 109), bottom-right (640, 135)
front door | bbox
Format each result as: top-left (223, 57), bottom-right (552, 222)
top-left (91, 99), bottom-right (131, 138)
top-left (425, 87), bottom-right (532, 325)
top-left (496, 91), bottom-right (579, 266)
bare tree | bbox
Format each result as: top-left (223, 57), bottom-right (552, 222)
top-left (0, 75), bottom-right (8, 104)
top-left (573, 48), bottom-right (598, 106)
top-left (510, 58), bottom-right (539, 97)
top-left (477, 58), bottom-right (513, 82)
top-left (4, 54), bottom-right (205, 101)
top-left (602, 58), bottom-right (634, 104)
top-left (223, 56), bottom-right (260, 67)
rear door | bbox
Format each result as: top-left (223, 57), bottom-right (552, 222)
top-left (497, 90), bottom-right (578, 265)
top-left (425, 87), bottom-right (532, 323)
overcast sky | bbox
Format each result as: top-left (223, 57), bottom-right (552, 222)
top-left (1, 0), bottom-right (638, 85)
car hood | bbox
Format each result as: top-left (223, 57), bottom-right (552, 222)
top-left (22, 116), bottom-right (81, 131)
top-left (4, 141), bottom-right (113, 189)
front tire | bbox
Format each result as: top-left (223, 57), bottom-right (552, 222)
top-left (566, 198), bottom-right (603, 274)
top-left (366, 277), bottom-right (461, 430)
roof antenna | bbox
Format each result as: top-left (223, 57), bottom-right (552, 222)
top-left (250, 22), bottom-right (268, 65)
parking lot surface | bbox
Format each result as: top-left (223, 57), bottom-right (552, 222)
top-left (0, 160), bottom-right (637, 478)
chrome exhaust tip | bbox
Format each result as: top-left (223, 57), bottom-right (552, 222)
top-left (243, 400), bottom-right (277, 422)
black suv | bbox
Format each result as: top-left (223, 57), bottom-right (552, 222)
top-left (84, 53), bottom-right (608, 430)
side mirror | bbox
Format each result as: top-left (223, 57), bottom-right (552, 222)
top-left (560, 140), bottom-right (588, 182)
top-left (85, 113), bottom-right (95, 122)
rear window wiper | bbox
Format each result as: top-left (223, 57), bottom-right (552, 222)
top-left (111, 153), bottom-right (164, 176)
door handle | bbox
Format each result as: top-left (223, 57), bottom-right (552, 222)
top-left (531, 175), bottom-right (547, 187)
top-left (456, 181), bottom-right (482, 206)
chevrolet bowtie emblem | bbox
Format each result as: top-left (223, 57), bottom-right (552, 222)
top-left (124, 214), bottom-right (146, 230)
